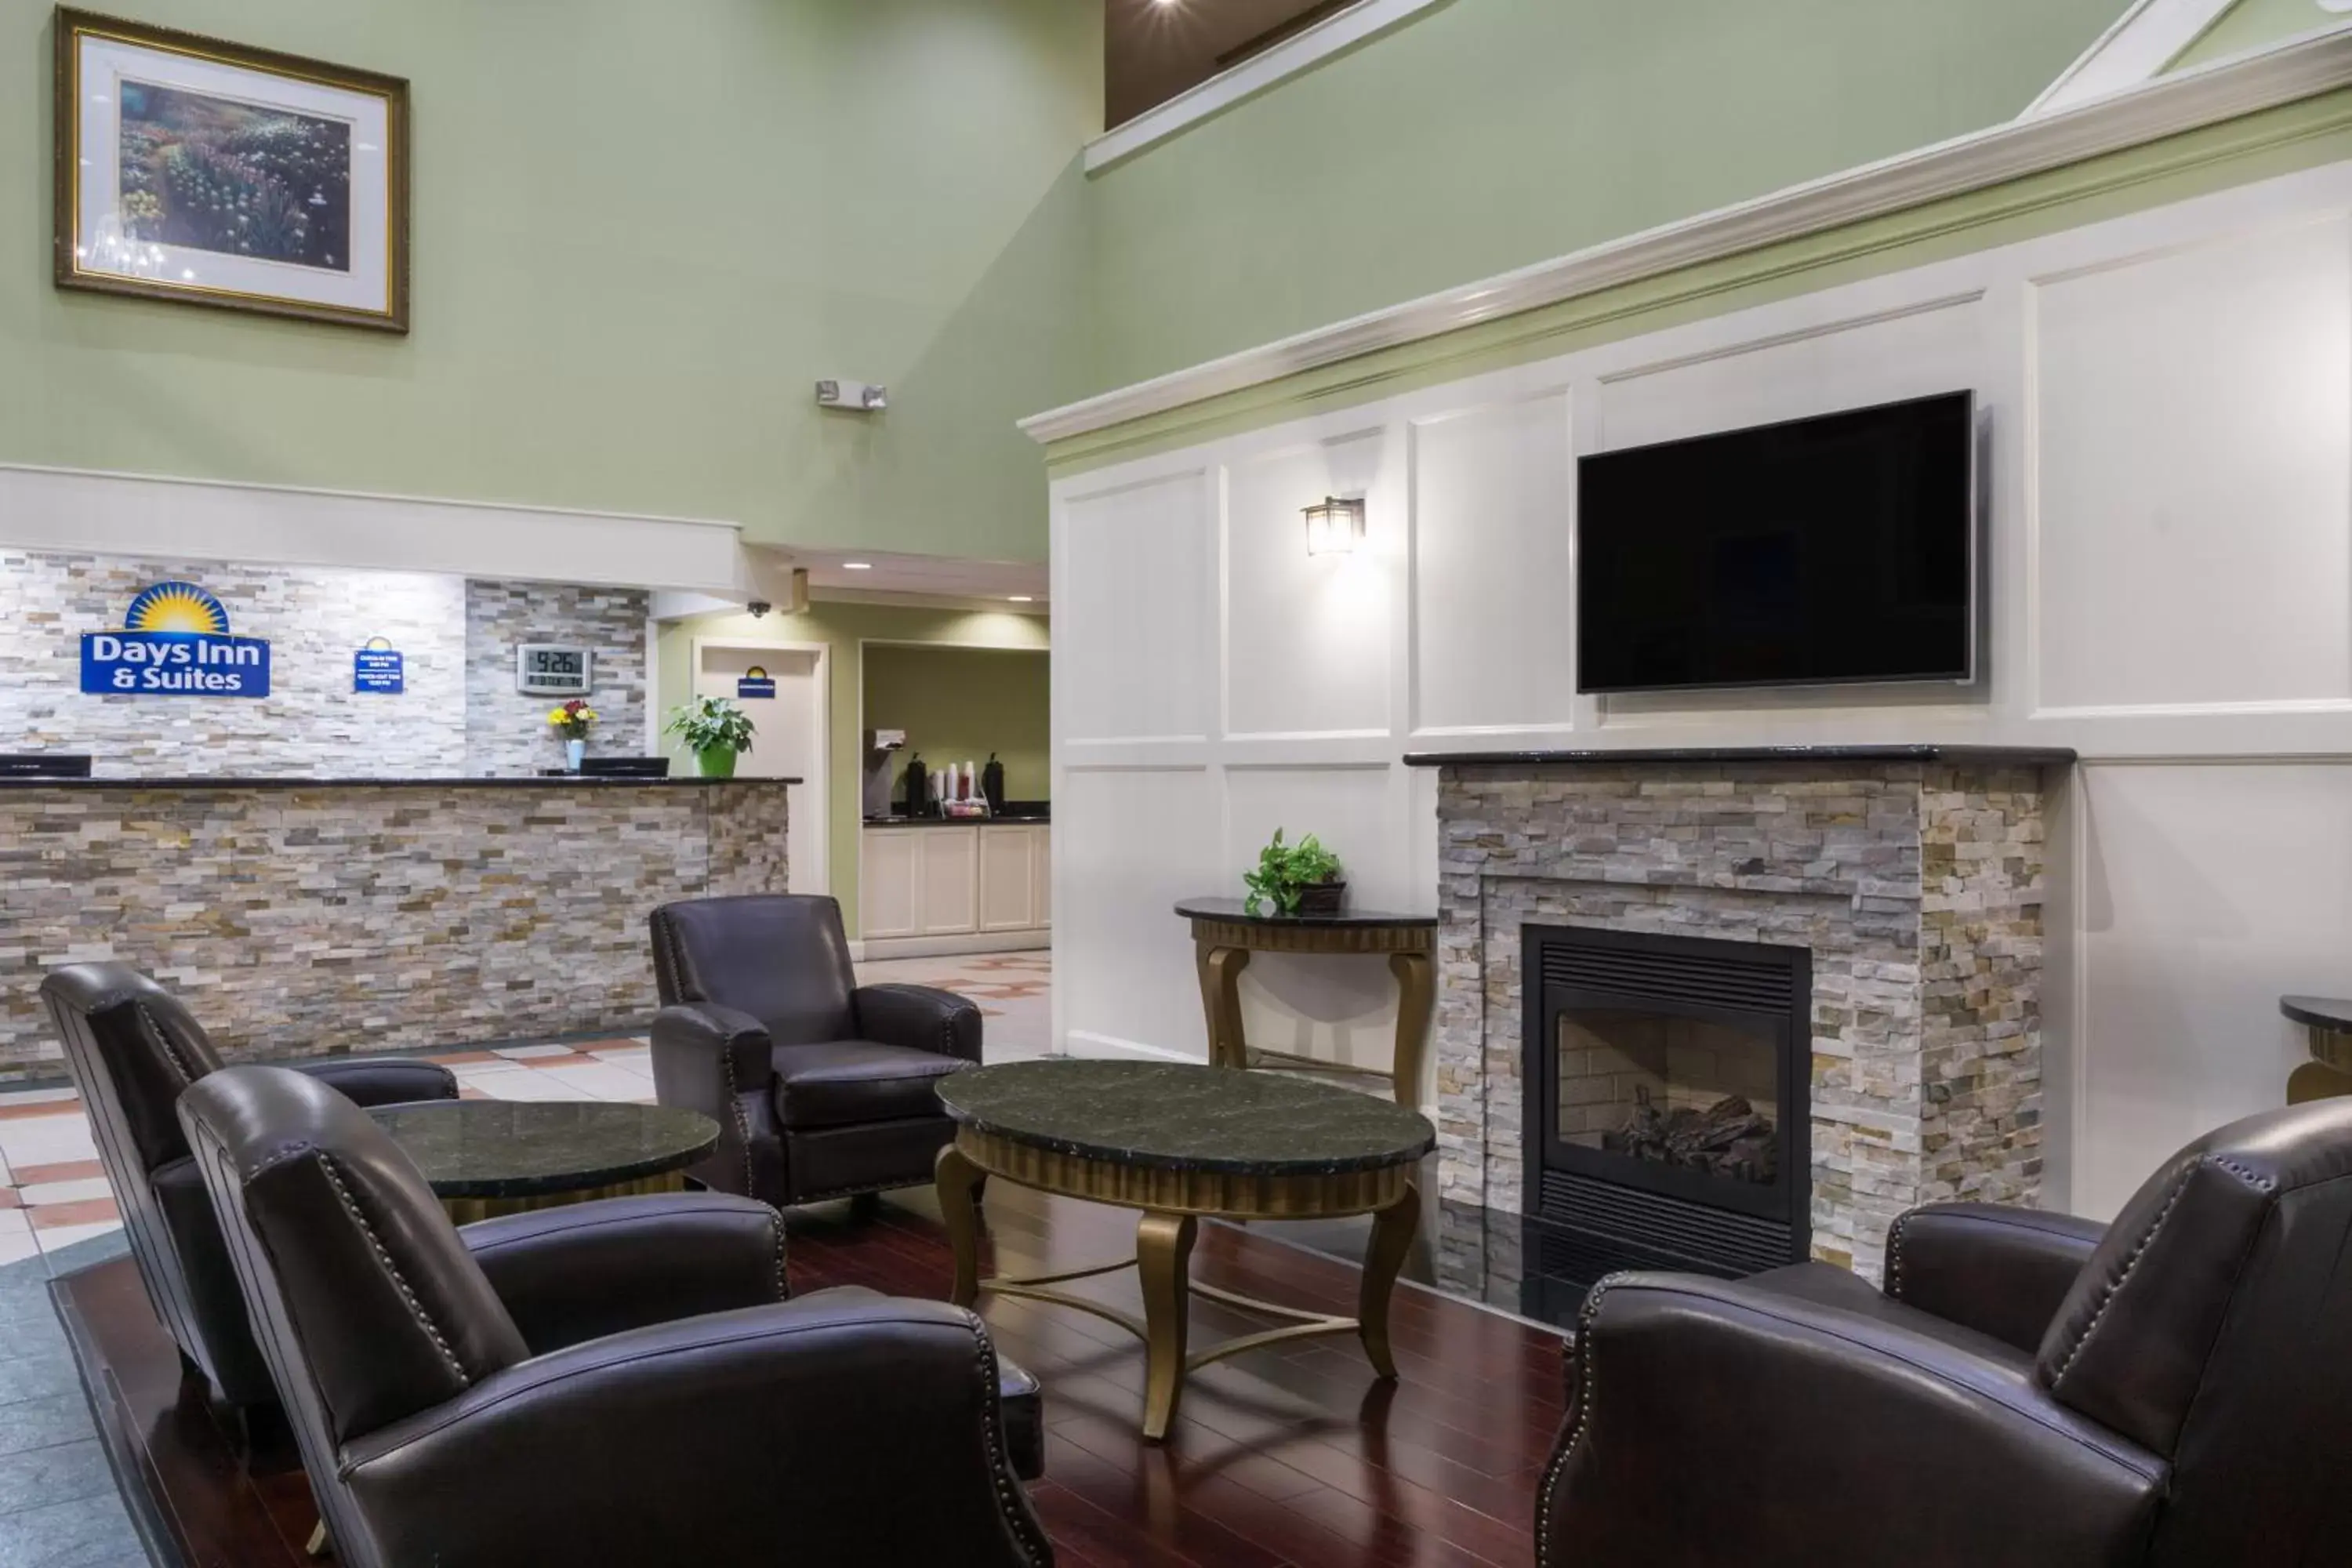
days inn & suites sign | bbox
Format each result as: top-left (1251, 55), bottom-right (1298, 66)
top-left (81, 582), bottom-right (271, 698)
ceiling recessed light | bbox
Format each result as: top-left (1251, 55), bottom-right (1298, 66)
top-left (843, 561), bottom-right (873, 571)
top-left (1008, 595), bottom-right (1034, 603)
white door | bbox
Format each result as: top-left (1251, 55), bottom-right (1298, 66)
top-left (693, 644), bottom-right (825, 895)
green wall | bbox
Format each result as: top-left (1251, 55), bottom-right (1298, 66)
top-left (1081, 0), bottom-right (2133, 392)
top-left (2172, 0), bottom-right (2334, 71)
top-left (862, 644), bottom-right (1050, 805)
top-left (653, 600), bottom-right (1049, 935)
top-left (4, 0), bottom-right (1098, 561)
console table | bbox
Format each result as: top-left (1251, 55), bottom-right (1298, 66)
top-left (1175, 897), bottom-right (1437, 1105)
top-left (2281, 996), bottom-right (2352, 1104)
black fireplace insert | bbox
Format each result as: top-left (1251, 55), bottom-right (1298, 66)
top-left (1523, 924), bottom-right (1810, 1277)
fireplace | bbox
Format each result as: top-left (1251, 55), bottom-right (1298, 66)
top-left (1523, 924), bottom-right (1809, 1276)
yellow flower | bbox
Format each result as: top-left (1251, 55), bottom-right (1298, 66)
top-left (546, 708), bottom-right (566, 724)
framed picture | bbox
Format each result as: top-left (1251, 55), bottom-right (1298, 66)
top-left (53, 7), bottom-right (409, 332)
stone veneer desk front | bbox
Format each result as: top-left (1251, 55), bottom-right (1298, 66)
top-left (0, 775), bottom-right (795, 1081)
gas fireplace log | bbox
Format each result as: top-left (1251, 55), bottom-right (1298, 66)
top-left (1602, 1091), bottom-right (1779, 1183)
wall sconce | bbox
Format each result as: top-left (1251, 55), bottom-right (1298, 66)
top-left (1302, 495), bottom-right (1366, 557)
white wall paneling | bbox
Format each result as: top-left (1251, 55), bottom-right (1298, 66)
top-left (2031, 216), bottom-right (2352, 717)
top-left (1056, 469), bottom-right (1216, 750)
top-left (1409, 394), bottom-right (1579, 738)
top-left (1053, 156), bottom-right (2352, 1181)
top-left (1224, 429), bottom-right (1396, 742)
top-left (2071, 760), bottom-right (2352, 1218)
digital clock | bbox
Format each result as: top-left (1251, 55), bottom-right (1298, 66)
top-left (516, 644), bottom-right (594, 696)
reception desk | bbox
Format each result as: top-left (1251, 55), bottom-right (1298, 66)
top-left (0, 776), bottom-right (793, 1083)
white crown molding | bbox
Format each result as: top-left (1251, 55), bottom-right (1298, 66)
top-left (1023, 24), bottom-right (2352, 447)
top-left (0, 459), bottom-right (750, 594)
top-left (2026, 0), bottom-right (2241, 117)
top-left (1085, 0), bottom-right (1450, 173)
top-left (808, 584), bottom-right (1050, 615)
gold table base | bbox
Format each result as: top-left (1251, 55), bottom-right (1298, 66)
top-left (937, 1129), bottom-right (1420, 1442)
top-left (437, 1170), bottom-right (686, 1226)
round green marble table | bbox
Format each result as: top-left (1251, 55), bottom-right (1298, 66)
top-left (934, 1059), bottom-right (1436, 1441)
top-left (369, 1100), bottom-right (720, 1224)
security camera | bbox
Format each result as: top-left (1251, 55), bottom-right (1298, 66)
top-left (747, 600), bottom-right (772, 619)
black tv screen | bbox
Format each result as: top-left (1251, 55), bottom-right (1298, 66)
top-left (1576, 391), bottom-right (1976, 693)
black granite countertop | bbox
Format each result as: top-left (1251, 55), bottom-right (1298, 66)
top-left (1175, 896), bottom-right (1436, 931)
top-left (1402, 745), bottom-right (2078, 769)
top-left (0, 775), bottom-right (801, 790)
top-left (368, 1101), bottom-right (720, 1197)
top-left (865, 812), bottom-right (1051, 828)
top-left (936, 1059), bottom-right (1434, 1176)
top-left (2281, 996), bottom-right (2352, 1032)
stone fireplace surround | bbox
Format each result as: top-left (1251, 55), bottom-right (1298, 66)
top-left (1409, 746), bottom-right (2072, 1283)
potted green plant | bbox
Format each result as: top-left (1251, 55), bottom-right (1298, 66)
top-left (1242, 829), bottom-right (1346, 916)
top-left (664, 695), bottom-right (757, 779)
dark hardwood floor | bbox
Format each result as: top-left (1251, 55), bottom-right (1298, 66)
top-left (56, 1181), bottom-right (1564, 1566)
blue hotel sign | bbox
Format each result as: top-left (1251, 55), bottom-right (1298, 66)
top-left (737, 665), bottom-right (777, 699)
top-left (80, 582), bottom-right (270, 698)
top-left (354, 637), bottom-right (405, 695)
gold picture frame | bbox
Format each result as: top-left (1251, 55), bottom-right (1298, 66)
top-left (53, 7), bottom-right (410, 332)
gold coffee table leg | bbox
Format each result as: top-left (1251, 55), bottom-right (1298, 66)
top-left (1135, 1211), bottom-right (1198, 1441)
top-left (1358, 1178), bottom-right (1420, 1379)
top-left (936, 1143), bottom-right (989, 1308)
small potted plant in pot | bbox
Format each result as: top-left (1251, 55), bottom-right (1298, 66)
top-left (665, 695), bottom-right (757, 779)
top-left (547, 699), bottom-right (598, 772)
top-left (1243, 829), bottom-right (1346, 916)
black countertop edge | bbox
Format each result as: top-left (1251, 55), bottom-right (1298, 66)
top-left (0, 775), bottom-right (802, 791)
top-left (864, 814), bottom-right (1051, 828)
top-left (1175, 896), bottom-right (1436, 930)
top-left (2281, 996), bottom-right (2352, 1030)
top-left (1402, 746), bottom-right (2079, 769)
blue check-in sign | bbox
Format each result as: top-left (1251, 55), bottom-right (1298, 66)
top-left (80, 583), bottom-right (270, 699)
top-left (737, 665), bottom-right (777, 699)
top-left (354, 637), bottom-right (405, 695)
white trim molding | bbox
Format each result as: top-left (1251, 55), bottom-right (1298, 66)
top-left (2027, 0), bottom-right (2243, 117)
top-left (1085, 0), bottom-right (1451, 173)
top-left (1024, 24), bottom-right (2352, 447)
top-left (0, 461), bottom-right (750, 595)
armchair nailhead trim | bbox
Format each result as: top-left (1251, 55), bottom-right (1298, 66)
top-left (965, 1310), bottom-right (1052, 1568)
top-left (136, 1001), bottom-right (198, 1085)
top-left (1887, 1211), bottom-right (1911, 1300)
top-left (767, 1203), bottom-right (789, 1301)
top-left (720, 1048), bottom-right (757, 1197)
top-left (1534, 1274), bottom-right (1621, 1561)
top-left (2047, 1161), bottom-right (2197, 1384)
top-left (315, 1152), bottom-right (470, 1387)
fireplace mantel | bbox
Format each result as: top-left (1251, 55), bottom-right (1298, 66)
top-left (1404, 744), bottom-right (2078, 768)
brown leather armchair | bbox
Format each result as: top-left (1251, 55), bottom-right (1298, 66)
top-left (178, 1065), bottom-right (1053, 1568)
top-left (38, 963), bottom-right (457, 1409)
top-left (648, 895), bottom-right (982, 1206)
top-left (1537, 1100), bottom-right (2352, 1566)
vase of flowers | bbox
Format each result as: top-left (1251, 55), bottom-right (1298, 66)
top-left (665, 695), bottom-right (756, 779)
top-left (548, 699), bottom-right (598, 771)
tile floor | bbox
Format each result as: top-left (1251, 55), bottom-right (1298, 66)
top-left (0, 949), bottom-right (1050, 1566)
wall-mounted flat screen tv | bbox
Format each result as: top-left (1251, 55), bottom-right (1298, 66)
top-left (1576, 390), bottom-right (1976, 694)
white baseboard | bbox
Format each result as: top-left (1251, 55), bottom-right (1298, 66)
top-left (858, 930), bottom-right (1051, 961)
top-left (1062, 1030), bottom-right (1201, 1064)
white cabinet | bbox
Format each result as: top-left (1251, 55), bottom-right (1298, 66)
top-left (862, 829), bottom-right (924, 939)
top-left (980, 826), bottom-right (1038, 932)
top-left (1030, 826), bottom-right (1051, 924)
top-left (919, 829), bottom-right (981, 935)
top-left (862, 822), bottom-right (1052, 951)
